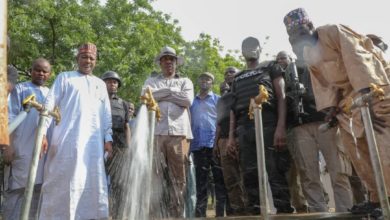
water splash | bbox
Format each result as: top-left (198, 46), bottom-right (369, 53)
top-left (116, 105), bottom-right (153, 219)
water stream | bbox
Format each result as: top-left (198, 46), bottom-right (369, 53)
top-left (116, 105), bottom-right (154, 219)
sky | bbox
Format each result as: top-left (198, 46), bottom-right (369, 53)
top-left (151, 0), bottom-right (390, 59)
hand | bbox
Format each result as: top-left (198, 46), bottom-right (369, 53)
top-left (226, 138), bottom-right (239, 160)
top-left (104, 142), bottom-right (113, 160)
top-left (213, 141), bottom-right (220, 160)
top-left (1, 144), bottom-right (15, 165)
top-left (40, 135), bottom-right (48, 159)
top-left (376, 103), bottom-right (390, 115)
top-left (324, 106), bottom-right (340, 123)
top-left (273, 126), bottom-right (287, 151)
top-left (368, 100), bottom-right (386, 133)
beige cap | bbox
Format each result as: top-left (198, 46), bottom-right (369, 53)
top-left (199, 72), bottom-right (215, 81)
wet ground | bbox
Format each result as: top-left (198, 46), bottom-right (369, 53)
top-left (196, 212), bottom-right (368, 219)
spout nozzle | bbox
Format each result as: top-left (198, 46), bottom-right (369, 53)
top-left (343, 83), bottom-right (385, 115)
top-left (22, 94), bottom-right (36, 106)
top-left (140, 87), bottom-right (152, 105)
top-left (370, 83), bottom-right (385, 101)
top-left (139, 86), bottom-right (161, 121)
top-left (254, 85), bottom-right (269, 105)
top-left (21, 94), bottom-right (61, 125)
top-left (248, 85), bottom-right (269, 120)
top-left (51, 106), bottom-right (61, 125)
top-left (22, 94), bottom-right (44, 111)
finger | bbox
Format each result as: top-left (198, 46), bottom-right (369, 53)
top-left (376, 109), bottom-right (390, 115)
top-left (372, 119), bottom-right (385, 134)
top-left (227, 148), bottom-right (236, 159)
top-left (373, 118), bottom-right (387, 128)
top-left (373, 124), bottom-right (384, 134)
top-left (379, 103), bottom-right (390, 108)
top-left (376, 103), bottom-right (390, 114)
top-left (278, 144), bottom-right (287, 151)
top-left (274, 145), bottom-right (281, 152)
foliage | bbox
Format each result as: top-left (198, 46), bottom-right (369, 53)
top-left (181, 33), bottom-right (244, 94)
top-left (8, 0), bottom-right (243, 103)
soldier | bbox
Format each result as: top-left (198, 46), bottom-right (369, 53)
top-left (227, 37), bottom-right (293, 214)
top-left (276, 51), bottom-right (308, 213)
top-left (279, 50), bottom-right (353, 212)
top-left (101, 70), bottom-right (131, 219)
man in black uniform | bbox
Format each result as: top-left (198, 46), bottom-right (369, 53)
top-left (101, 70), bottom-right (131, 218)
top-left (227, 37), bottom-right (293, 214)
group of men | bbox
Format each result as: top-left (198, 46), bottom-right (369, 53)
top-left (2, 6), bottom-right (390, 220)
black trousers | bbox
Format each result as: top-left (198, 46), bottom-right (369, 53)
top-left (237, 124), bottom-right (292, 214)
top-left (193, 147), bottom-right (228, 217)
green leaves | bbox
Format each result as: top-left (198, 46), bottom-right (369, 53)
top-left (181, 33), bottom-right (244, 93)
top-left (8, 0), bottom-right (243, 103)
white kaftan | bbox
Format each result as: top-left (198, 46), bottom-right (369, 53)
top-left (7, 81), bottom-right (49, 190)
top-left (3, 82), bottom-right (49, 219)
top-left (39, 71), bottom-right (112, 220)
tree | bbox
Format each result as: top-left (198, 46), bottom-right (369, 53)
top-left (181, 33), bottom-right (244, 93)
top-left (8, 0), bottom-right (184, 102)
top-left (8, 0), bottom-right (243, 102)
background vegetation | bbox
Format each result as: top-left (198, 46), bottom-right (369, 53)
top-left (8, 0), bottom-right (245, 104)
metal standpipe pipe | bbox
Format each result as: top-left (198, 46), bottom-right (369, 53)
top-left (344, 83), bottom-right (390, 219)
top-left (20, 109), bottom-right (50, 220)
top-left (9, 94), bottom-right (40, 134)
top-left (144, 109), bottom-right (156, 216)
top-left (249, 85), bottom-right (270, 220)
top-left (8, 111), bottom-right (28, 134)
top-left (254, 105), bottom-right (269, 219)
top-left (361, 106), bottom-right (390, 219)
top-left (140, 86), bottom-right (160, 218)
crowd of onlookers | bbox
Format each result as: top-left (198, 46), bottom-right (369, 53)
top-left (2, 7), bottom-right (390, 220)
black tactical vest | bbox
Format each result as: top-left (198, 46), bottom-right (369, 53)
top-left (110, 97), bottom-right (127, 147)
top-left (231, 64), bottom-right (277, 126)
top-left (284, 63), bottom-right (325, 127)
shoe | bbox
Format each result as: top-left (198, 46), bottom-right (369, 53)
top-left (277, 206), bottom-right (295, 214)
top-left (294, 205), bottom-right (308, 213)
top-left (370, 207), bottom-right (383, 219)
top-left (349, 201), bottom-right (380, 215)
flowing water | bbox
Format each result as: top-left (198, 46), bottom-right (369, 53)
top-left (115, 105), bottom-right (154, 219)
top-left (110, 105), bottom-right (191, 219)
